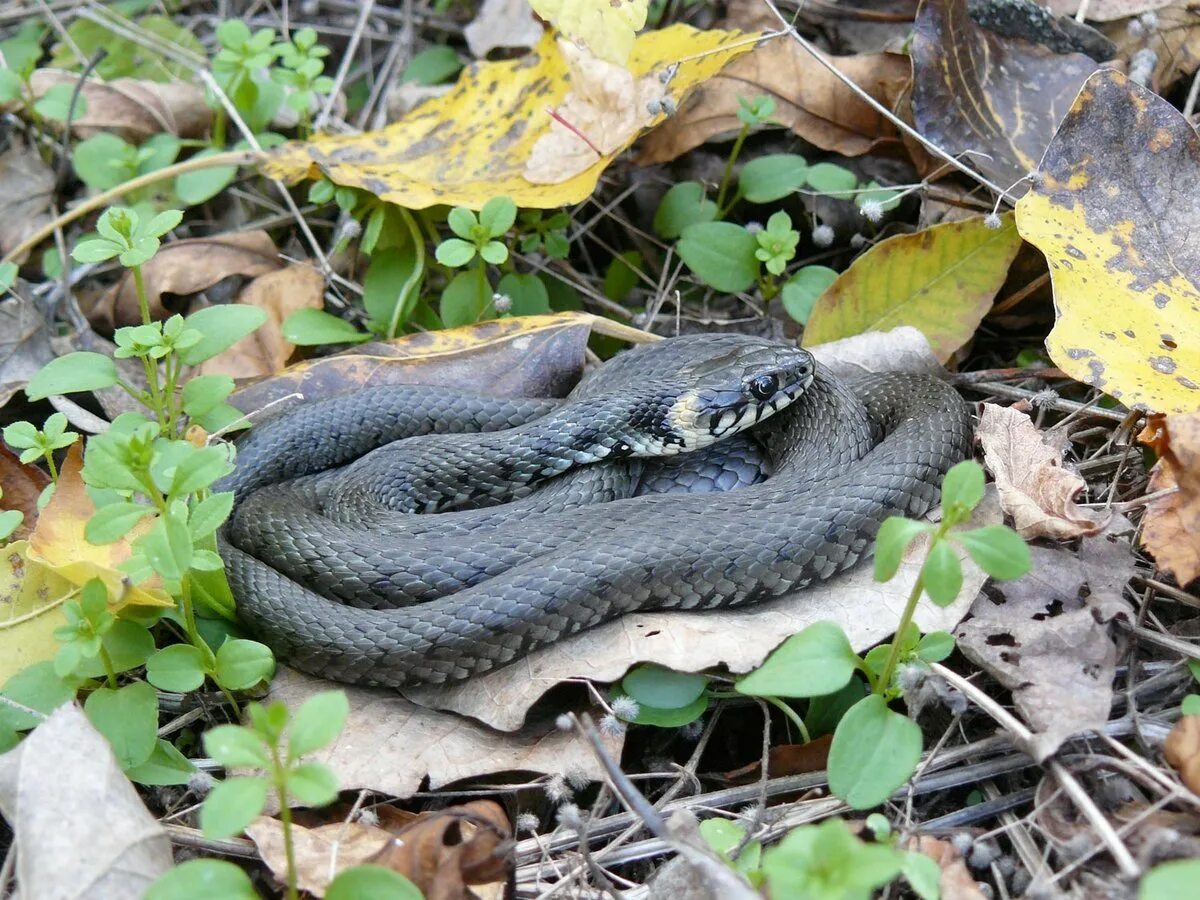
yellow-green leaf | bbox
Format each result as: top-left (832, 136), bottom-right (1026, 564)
top-left (801, 214), bottom-right (1022, 361)
top-left (528, 0), bottom-right (648, 65)
top-left (264, 26), bottom-right (757, 209)
top-left (1014, 70), bottom-right (1200, 413)
top-left (0, 540), bottom-right (72, 683)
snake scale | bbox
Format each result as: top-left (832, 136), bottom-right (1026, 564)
top-left (217, 334), bottom-right (973, 688)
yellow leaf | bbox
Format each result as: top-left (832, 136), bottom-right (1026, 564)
top-left (263, 26), bottom-right (759, 209)
top-left (26, 445), bottom-right (172, 610)
top-left (1015, 70), bottom-right (1200, 413)
top-left (802, 214), bottom-right (1023, 362)
top-left (0, 540), bottom-right (72, 683)
top-left (528, 0), bottom-right (648, 65)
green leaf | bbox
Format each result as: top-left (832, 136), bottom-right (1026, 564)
top-left (363, 246), bottom-right (418, 333)
top-left (440, 269), bottom-right (490, 328)
top-left (182, 375), bottom-right (235, 419)
top-left (781, 265), bottom-right (838, 325)
top-left (828, 695), bottom-right (923, 809)
top-left (1183, 694), bottom-right (1200, 716)
top-left (146, 644), bottom-right (209, 692)
top-left (178, 305), bottom-right (268, 365)
top-left (34, 83), bottom-right (85, 122)
top-left (803, 676), bottom-right (867, 738)
top-left (287, 760), bottom-right (339, 806)
top-left (326, 865), bottom-right (423, 900)
top-left (873, 517), bottom-right (930, 582)
top-left (479, 196), bottom-right (517, 237)
top-left (698, 817), bottom-right (747, 856)
top-left (282, 308), bottom-right (370, 346)
top-left (83, 681), bottom-right (159, 770)
top-left (73, 133), bottom-right (137, 190)
top-left (435, 237), bottom-right (476, 267)
top-left (0, 509), bottom-right (24, 541)
top-left (736, 621), bottom-right (859, 698)
top-left (479, 240), bottom-right (508, 265)
top-left (200, 776), bottom-right (270, 839)
top-left (615, 689), bottom-right (709, 727)
top-left (916, 630), bottom-right (955, 663)
top-left (762, 818), bottom-right (905, 898)
top-left (214, 639), bottom-right (276, 691)
top-left (902, 850), bottom-right (942, 900)
top-left (739, 154), bottom-right (808, 203)
top-left (941, 460), bottom-right (984, 515)
top-left (496, 272), bottom-right (550, 316)
top-left (175, 150), bottom-right (238, 206)
top-left (857, 181), bottom-right (903, 213)
top-left (921, 539), bottom-right (962, 606)
top-left (621, 664), bottom-right (708, 710)
top-left (189, 492), bottom-right (235, 539)
top-left (71, 619), bottom-right (155, 678)
top-left (139, 510), bottom-right (193, 581)
top-left (955, 525), bottom-right (1031, 581)
top-left (0, 662), bottom-right (78, 732)
top-left (1187, 659), bottom-right (1200, 684)
top-left (677, 222), bottom-right (760, 293)
top-left (288, 690), bottom-right (349, 759)
top-left (25, 352), bottom-right (119, 400)
top-left (804, 162), bottom-right (857, 195)
top-left (204, 724), bottom-right (270, 769)
top-left (85, 501), bottom-right (153, 544)
top-left (401, 45), bottom-right (463, 85)
top-left (1140, 859), bottom-right (1200, 900)
top-left (446, 207), bottom-right (477, 240)
top-left (145, 859), bottom-right (257, 900)
top-left (170, 445), bottom-right (233, 496)
top-left (126, 738), bottom-right (197, 786)
top-left (652, 181), bottom-right (717, 240)
top-left (603, 250), bottom-right (642, 302)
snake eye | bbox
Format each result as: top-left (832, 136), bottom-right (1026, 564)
top-left (749, 373), bottom-right (779, 401)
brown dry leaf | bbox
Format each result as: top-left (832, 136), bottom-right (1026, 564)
top-left (955, 525), bottom-right (1134, 760)
top-left (722, 735), bottom-right (833, 783)
top-left (905, 836), bottom-right (988, 900)
top-left (93, 231), bottom-right (280, 329)
top-left (370, 801), bottom-right (511, 900)
top-left (246, 816), bottom-right (394, 897)
top-left (199, 265), bottom-right (325, 380)
top-left (1045, 0), bottom-right (1176, 19)
top-left (976, 403), bottom-right (1108, 540)
top-left (28, 69), bottom-right (211, 142)
top-left (638, 31), bottom-right (910, 165)
top-left (911, 0), bottom-right (1100, 191)
top-left (0, 446), bottom-right (49, 541)
top-left (464, 0), bottom-right (543, 57)
top-left (0, 144), bottom-right (54, 261)
top-left (1109, 2), bottom-right (1200, 91)
top-left (1165, 716), bottom-right (1200, 794)
top-left (1140, 411), bottom-right (1200, 584)
top-left (0, 293), bottom-right (55, 407)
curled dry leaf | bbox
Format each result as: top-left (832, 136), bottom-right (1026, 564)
top-left (1109, 3), bottom-right (1200, 92)
top-left (93, 230), bottom-right (280, 329)
top-left (976, 403), bottom-right (1107, 540)
top-left (638, 15), bottom-right (910, 165)
top-left (370, 801), bottom-right (511, 899)
top-left (1165, 716), bottom-right (1200, 795)
top-left (0, 292), bottom-right (56, 407)
top-left (28, 69), bottom-right (211, 142)
top-left (0, 446), bottom-right (50, 541)
top-left (1014, 70), bottom-right (1200, 413)
top-left (464, 0), bottom-right (544, 57)
top-left (246, 816), bottom-right (395, 897)
top-left (0, 144), bottom-right (54, 261)
top-left (1139, 411), bottom-right (1200, 585)
top-left (910, 0), bottom-right (1099, 190)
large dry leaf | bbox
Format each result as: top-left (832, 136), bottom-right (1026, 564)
top-left (976, 403), bottom-right (1107, 539)
top-left (0, 704), bottom-right (173, 898)
top-left (801, 214), bottom-right (1023, 363)
top-left (199, 264), bottom-right (325, 380)
top-left (28, 69), bottom-right (211, 142)
top-left (0, 293), bottom-right (55, 407)
top-left (529, 0), bottom-right (648, 65)
top-left (911, 0), bottom-right (1100, 190)
top-left (1165, 716), bottom-right (1200, 795)
top-left (0, 540), bottom-right (73, 684)
top-left (1014, 69), bottom-right (1200, 413)
top-left (93, 231), bottom-right (280, 329)
top-left (1108, 2), bottom-right (1200, 92)
top-left (0, 447), bottom-right (49, 542)
top-left (0, 144), bottom-right (54, 261)
top-left (246, 817), bottom-right (396, 897)
top-left (264, 26), bottom-right (756, 209)
top-left (638, 34), bottom-right (910, 165)
top-left (955, 525), bottom-right (1134, 760)
top-left (1139, 411), bottom-right (1200, 584)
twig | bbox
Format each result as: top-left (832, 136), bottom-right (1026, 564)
top-left (316, 0), bottom-right (376, 130)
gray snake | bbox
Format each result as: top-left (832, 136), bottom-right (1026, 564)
top-left (217, 334), bottom-right (973, 688)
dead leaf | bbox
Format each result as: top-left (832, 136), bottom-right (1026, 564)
top-left (1140, 411), bottom-right (1200, 584)
top-left (1109, 2), bottom-right (1200, 92)
top-left (464, 0), bottom-right (544, 57)
top-left (370, 801), bottom-right (511, 899)
top-left (264, 26), bottom-right (756, 209)
top-left (638, 31), bottom-right (910, 165)
top-left (199, 265), bottom-right (325, 380)
top-left (93, 231), bottom-right (280, 329)
top-left (0, 540), bottom-right (73, 684)
top-left (528, 0), bottom-right (648, 65)
top-left (1013, 72), bottom-right (1200, 414)
top-left (0, 447), bottom-right (50, 541)
top-left (910, 0), bottom-right (1100, 191)
top-left (28, 69), bottom-right (211, 142)
top-left (0, 144), bottom-right (54, 261)
top-left (722, 735), bottom-right (833, 783)
top-left (905, 835), bottom-right (988, 900)
top-left (1044, 0), bottom-right (1176, 20)
top-left (0, 704), bottom-right (173, 898)
top-left (26, 444), bottom-right (172, 610)
top-left (0, 293), bottom-right (55, 407)
top-left (807, 325), bottom-right (945, 379)
top-left (246, 816), bottom-right (394, 897)
top-left (976, 403), bottom-right (1108, 540)
top-left (955, 525), bottom-right (1134, 760)
top-left (1166, 716), bottom-right (1200, 795)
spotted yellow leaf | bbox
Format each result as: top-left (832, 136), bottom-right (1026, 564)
top-left (528, 0), bottom-right (649, 64)
top-left (1015, 70), bottom-right (1200, 413)
top-left (264, 25), bottom-right (759, 209)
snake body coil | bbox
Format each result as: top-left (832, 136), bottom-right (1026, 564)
top-left (219, 335), bottom-right (973, 688)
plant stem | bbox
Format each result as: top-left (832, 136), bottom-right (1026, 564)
top-left (98, 643), bottom-right (119, 689)
top-left (131, 265), bottom-right (151, 325)
top-left (387, 208), bottom-right (425, 338)
top-left (715, 123), bottom-right (750, 212)
top-left (271, 749), bottom-right (300, 900)
top-left (764, 695), bottom-right (811, 744)
top-left (43, 452), bottom-right (58, 483)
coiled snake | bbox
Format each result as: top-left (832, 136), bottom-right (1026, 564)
top-left (218, 334), bottom-right (973, 688)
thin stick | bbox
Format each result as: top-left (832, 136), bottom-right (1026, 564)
top-left (316, 0), bottom-right (376, 130)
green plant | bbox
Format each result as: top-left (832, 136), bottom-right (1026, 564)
top-left (271, 27), bottom-right (334, 137)
top-left (3, 411), bottom-right (78, 491)
top-left (73, 133), bottom-right (182, 195)
top-left (211, 21), bottom-right (284, 143)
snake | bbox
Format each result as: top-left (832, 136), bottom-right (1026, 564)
top-left (217, 334), bottom-right (973, 689)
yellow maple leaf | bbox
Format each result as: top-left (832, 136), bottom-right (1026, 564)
top-left (264, 25), bottom-right (759, 210)
top-left (528, 0), bottom-right (649, 65)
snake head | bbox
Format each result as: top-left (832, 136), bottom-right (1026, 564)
top-left (670, 342), bottom-right (815, 448)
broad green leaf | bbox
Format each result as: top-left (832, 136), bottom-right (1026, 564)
top-left (739, 153), bottom-right (808, 203)
top-left (828, 695), bottom-right (922, 809)
top-left (603, 250), bottom-right (641, 302)
top-left (0, 662), bottom-right (78, 732)
top-left (616, 690), bottom-right (709, 727)
top-left (139, 511), bottom-right (193, 581)
top-left (479, 196), bottom-right (517, 236)
top-left (496, 272), bottom-right (550, 316)
top-left (401, 45), bottom-right (463, 85)
top-left (653, 181), bottom-right (716, 240)
top-left (902, 850), bottom-right (943, 900)
top-left (203, 724), bottom-right (270, 769)
top-left (677, 222), bottom-right (759, 293)
top-left (940, 460), bottom-right (984, 515)
top-left (85, 501), bottom-right (153, 544)
top-left (83, 681), bottom-right (158, 770)
top-left (804, 162), bottom-right (857, 195)
top-left (189, 492), bottom-right (235, 539)
top-left (762, 817), bottom-right (906, 897)
top-left (803, 215), bottom-right (1022, 363)
top-left (282, 308), bottom-right (370, 345)
top-left (125, 738), bottom-right (196, 786)
top-left (145, 859), bottom-right (257, 900)
top-left (214, 639), bottom-right (275, 691)
top-left (916, 630), bottom-right (955, 663)
top-left (287, 761), bottom-right (339, 806)
top-left (621, 664), bottom-right (708, 709)
top-left (874, 517), bottom-right (930, 582)
top-left (435, 238), bottom-right (476, 267)
top-left (288, 690), bottom-right (349, 759)
top-left (920, 539), bottom-right (962, 606)
top-left (803, 676), bottom-right (866, 738)
top-left (175, 152), bottom-right (237, 206)
top-left (955, 525), bottom-right (1031, 581)
top-left (326, 865), bottom-right (423, 900)
top-left (25, 352), bottom-right (119, 400)
top-left (146, 644), bottom-right (208, 693)
top-left (781, 265), bottom-right (838, 325)
top-left (178, 305), bottom-right (268, 365)
top-left (1140, 859), bottom-right (1200, 900)
top-left (363, 246), bottom-right (418, 333)
top-left (736, 621), bottom-right (859, 698)
top-left (200, 776), bottom-right (269, 839)
top-left (440, 270), bottom-right (491, 328)
top-left (181, 375), bottom-right (235, 418)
